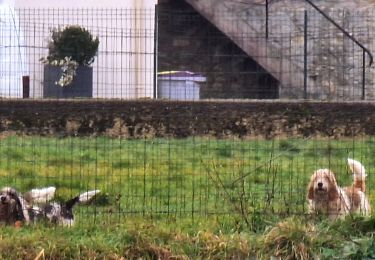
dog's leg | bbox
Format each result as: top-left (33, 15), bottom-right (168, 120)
top-left (14, 195), bottom-right (30, 224)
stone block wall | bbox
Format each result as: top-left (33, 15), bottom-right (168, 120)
top-left (268, 4), bottom-right (375, 100)
top-left (233, 0), bottom-right (375, 100)
top-left (0, 100), bottom-right (374, 139)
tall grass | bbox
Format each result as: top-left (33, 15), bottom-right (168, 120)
top-left (0, 135), bottom-right (374, 227)
top-left (1, 216), bottom-right (375, 259)
top-left (0, 135), bottom-right (374, 258)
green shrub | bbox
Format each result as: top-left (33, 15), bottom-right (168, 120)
top-left (46, 25), bottom-right (99, 66)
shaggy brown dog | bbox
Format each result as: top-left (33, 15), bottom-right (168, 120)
top-left (307, 158), bottom-right (370, 219)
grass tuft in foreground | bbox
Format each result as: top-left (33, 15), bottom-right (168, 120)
top-left (0, 216), bottom-right (375, 259)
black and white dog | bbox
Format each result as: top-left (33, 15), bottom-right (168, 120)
top-left (0, 186), bottom-right (99, 226)
top-left (0, 187), bottom-right (27, 225)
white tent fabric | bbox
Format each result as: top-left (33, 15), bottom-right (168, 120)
top-left (0, 0), bottom-right (28, 98)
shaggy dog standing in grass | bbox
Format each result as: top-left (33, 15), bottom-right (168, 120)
top-left (307, 158), bottom-right (370, 219)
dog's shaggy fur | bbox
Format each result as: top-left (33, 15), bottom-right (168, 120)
top-left (30, 189), bottom-right (100, 226)
top-left (0, 187), bottom-right (28, 225)
top-left (0, 187), bottom-right (99, 226)
top-left (307, 158), bottom-right (371, 219)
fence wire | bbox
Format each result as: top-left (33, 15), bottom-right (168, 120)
top-left (0, 101), bottom-right (373, 226)
top-left (0, 3), bottom-right (374, 228)
top-left (0, 5), bottom-right (374, 100)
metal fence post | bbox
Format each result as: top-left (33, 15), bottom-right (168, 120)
top-left (153, 4), bottom-right (159, 99)
top-left (303, 10), bottom-right (308, 99)
top-left (362, 49), bottom-right (366, 100)
top-left (265, 0), bottom-right (269, 39)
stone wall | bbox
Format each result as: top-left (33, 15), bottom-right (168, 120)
top-left (262, 1), bottom-right (375, 100)
top-left (268, 4), bottom-right (375, 100)
top-left (0, 100), bottom-right (374, 139)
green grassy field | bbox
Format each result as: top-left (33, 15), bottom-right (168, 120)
top-left (0, 135), bottom-right (374, 222)
top-left (0, 135), bottom-right (374, 258)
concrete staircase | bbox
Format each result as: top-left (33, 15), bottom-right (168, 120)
top-left (184, 0), bottom-right (375, 100)
top-left (184, 0), bottom-right (313, 99)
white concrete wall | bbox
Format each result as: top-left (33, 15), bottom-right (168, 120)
top-left (16, 0), bottom-right (156, 8)
top-left (13, 0), bottom-right (157, 98)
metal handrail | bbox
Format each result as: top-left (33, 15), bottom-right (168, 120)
top-left (263, 0), bottom-right (373, 66)
top-left (262, 0), bottom-right (373, 66)
top-left (235, 0), bottom-right (372, 99)
top-left (304, 0), bottom-right (373, 99)
top-left (304, 0), bottom-right (373, 67)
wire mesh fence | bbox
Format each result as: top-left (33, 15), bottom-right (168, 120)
top-left (1, 8), bottom-right (156, 99)
top-left (0, 4), bottom-right (375, 100)
top-left (158, 1), bottom-right (375, 100)
top-left (0, 122), bottom-right (374, 226)
top-left (0, 1), bottom-right (375, 228)
top-left (0, 101), bottom-right (373, 227)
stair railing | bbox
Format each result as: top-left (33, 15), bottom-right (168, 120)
top-left (263, 0), bottom-right (373, 99)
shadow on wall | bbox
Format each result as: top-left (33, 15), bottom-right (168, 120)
top-left (157, 0), bottom-right (279, 99)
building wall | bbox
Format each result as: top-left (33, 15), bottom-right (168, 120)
top-left (179, 0), bottom-right (375, 100)
top-left (16, 0), bottom-right (156, 8)
top-left (12, 0), bottom-right (157, 99)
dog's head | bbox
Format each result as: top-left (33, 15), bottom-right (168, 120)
top-left (0, 187), bottom-right (25, 224)
top-left (307, 169), bottom-right (339, 201)
top-left (0, 187), bottom-right (20, 206)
